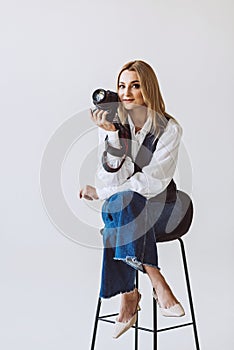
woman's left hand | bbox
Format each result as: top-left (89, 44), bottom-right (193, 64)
top-left (79, 185), bottom-right (99, 200)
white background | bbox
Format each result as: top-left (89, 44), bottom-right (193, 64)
top-left (1, 0), bottom-right (234, 349)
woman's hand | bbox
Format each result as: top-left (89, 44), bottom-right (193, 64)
top-left (90, 109), bottom-right (116, 131)
top-left (79, 185), bottom-right (99, 201)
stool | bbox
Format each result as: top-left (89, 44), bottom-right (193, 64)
top-left (90, 237), bottom-right (200, 350)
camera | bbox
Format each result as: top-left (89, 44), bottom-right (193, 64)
top-left (92, 88), bottom-right (119, 122)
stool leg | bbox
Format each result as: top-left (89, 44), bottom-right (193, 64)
top-left (135, 271), bottom-right (139, 350)
top-left (153, 296), bottom-right (157, 350)
top-left (90, 297), bottom-right (102, 350)
top-left (178, 238), bottom-right (200, 350)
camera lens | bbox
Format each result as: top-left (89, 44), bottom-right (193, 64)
top-left (92, 89), bottom-right (106, 103)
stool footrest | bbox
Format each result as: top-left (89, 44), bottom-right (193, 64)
top-left (154, 322), bottom-right (194, 333)
top-left (133, 321), bottom-right (194, 333)
top-left (98, 317), bottom-right (193, 334)
top-left (98, 313), bottom-right (118, 319)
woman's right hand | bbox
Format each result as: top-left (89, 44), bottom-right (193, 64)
top-left (90, 108), bottom-right (116, 131)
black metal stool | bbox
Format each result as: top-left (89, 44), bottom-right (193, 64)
top-left (90, 237), bottom-right (200, 350)
top-left (90, 191), bottom-right (200, 349)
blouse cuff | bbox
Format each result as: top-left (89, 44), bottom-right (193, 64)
top-left (96, 186), bottom-right (114, 201)
top-left (105, 129), bottom-right (121, 148)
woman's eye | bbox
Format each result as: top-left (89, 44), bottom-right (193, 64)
top-left (118, 85), bottom-right (125, 89)
top-left (133, 84), bottom-right (140, 89)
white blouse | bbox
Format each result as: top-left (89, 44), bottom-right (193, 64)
top-left (95, 116), bottom-right (182, 201)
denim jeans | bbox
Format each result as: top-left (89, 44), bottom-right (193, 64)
top-left (99, 190), bottom-right (192, 298)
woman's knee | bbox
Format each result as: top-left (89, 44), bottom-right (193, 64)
top-left (102, 190), bottom-right (147, 220)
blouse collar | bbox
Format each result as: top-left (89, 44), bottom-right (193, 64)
top-left (127, 114), bottom-right (152, 137)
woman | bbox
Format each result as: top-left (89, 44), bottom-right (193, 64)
top-left (80, 60), bottom-right (193, 339)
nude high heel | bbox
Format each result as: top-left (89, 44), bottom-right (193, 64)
top-left (112, 290), bottom-right (141, 339)
top-left (152, 289), bottom-right (185, 317)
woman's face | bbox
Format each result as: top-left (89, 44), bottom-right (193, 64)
top-left (118, 70), bottom-right (145, 110)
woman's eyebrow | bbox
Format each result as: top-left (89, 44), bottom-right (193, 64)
top-left (119, 80), bottom-right (140, 84)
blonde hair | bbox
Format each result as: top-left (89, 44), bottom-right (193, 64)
top-left (116, 60), bottom-right (176, 136)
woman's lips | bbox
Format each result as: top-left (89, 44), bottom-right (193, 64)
top-left (123, 99), bottom-right (134, 103)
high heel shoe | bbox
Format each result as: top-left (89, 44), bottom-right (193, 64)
top-left (112, 291), bottom-right (141, 339)
top-left (152, 289), bottom-right (185, 317)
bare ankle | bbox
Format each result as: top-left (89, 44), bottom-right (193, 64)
top-left (123, 288), bottom-right (139, 300)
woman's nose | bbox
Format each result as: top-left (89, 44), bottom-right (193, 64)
top-left (124, 86), bottom-right (131, 96)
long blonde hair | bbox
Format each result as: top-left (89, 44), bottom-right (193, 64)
top-left (116, 60), bottom-right (176, 136)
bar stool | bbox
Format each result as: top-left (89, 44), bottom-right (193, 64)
top-left (90, 192), bottom-right (200, 349)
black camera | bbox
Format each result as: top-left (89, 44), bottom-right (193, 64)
top-left (92, 88), bottom-right (119, 122)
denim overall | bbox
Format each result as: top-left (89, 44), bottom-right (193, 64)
top-left (99, 123), bottom-right (192, 298)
